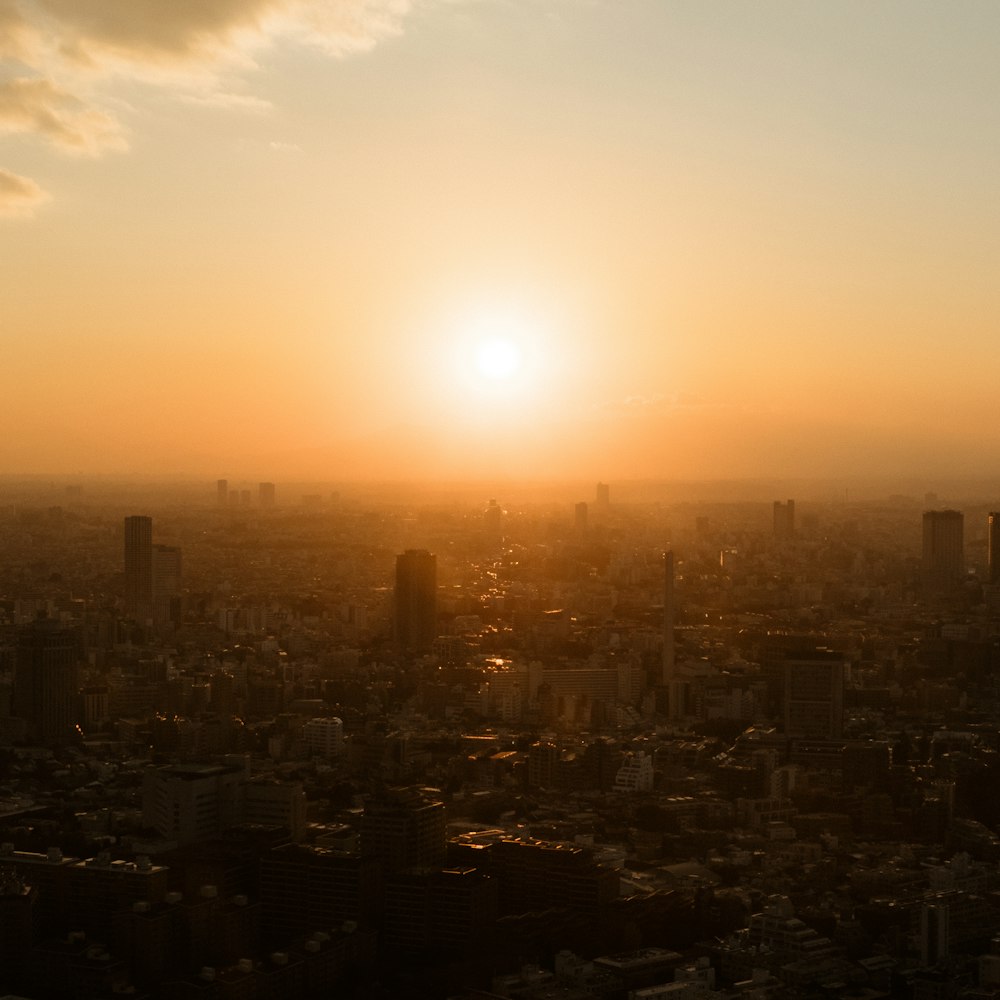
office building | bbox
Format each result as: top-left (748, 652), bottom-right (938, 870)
top-left (663, 550), bottom-right (684, 718)
top-left (574, 501), bottom-right (588, 531)
top-left (303, 717), bottom-right (344, 759)
top-left (360, 786), bottom-right (446, 874)
top-left (394, 549), bottom-right (437, 651)
top-left (596, 481), bottom-right (610, 509)
top-left (483, 498), bottom-right (502, 542)
top-left (13, 616), bottom-right (82, 744)
top-left (258, 481), bottom-right (276, 507)
top-left (124, 515), bottom-right (153, 621)
top-left (783, 650), bottom-right (845, 740)
top-left (216, 479), bottom-right (228, 506)
top-left (383, 866), bottom-right (497, 956)
top-left (142, 763), bottom-right (306, 845)
top-left (773, 499), bottom-right (795, 540)
top-left (922, 509), bottom-right (965, 587)
top-left (989, 512), bottom-right (1000, 584)
top-left (152, 544), bottom-right (182, 628)
top-left (260, 845), bottom-right (379, 942)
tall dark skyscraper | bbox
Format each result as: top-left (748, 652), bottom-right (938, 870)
top-left (922, 509), bottom-right (964, 587)
top-left (989, 513), bottom-right (1000, 585)
top-left (394, 549), bottom-right (437, 651)
top-left (216, 479), bottom-right (228, 506)
top-left (13, 616), bottom-right (82, 744)
top-left (124, 515), bottom-right (153, 621)
top-left (258, 481), bottom-right (276, 507)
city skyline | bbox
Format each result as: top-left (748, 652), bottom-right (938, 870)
top-left (3, 2), bottom-right (1000, 481)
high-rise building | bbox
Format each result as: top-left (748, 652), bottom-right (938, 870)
top-left (152, 544), bottom-right (182, 628)
top-left (922, 509), bottom-right (965, 587)
top-left (484, 498), bottom-right (502, 542)
top-left (303, 717), bottom-right (344, 759)
top-left (988, 513), bottom-right (1000, 585)
top-left (783, 650), bottom-right (845, 740)
top-left (663, 550), bottom-right (683, 718)
top-left (394, 549), bottom-right (437, 651)
top-left (216, 479), bottom-right (228, 506)
top-left (773, 499), bottom-right (795, 540)
top-left (258, 481), bottom-right (276, 507)
top-left (124, 515), bottom-right (153, 622)
top-left (13, 616), bottom-right (82, 744)
top-left (360, 786), bottom-right (446, 874)
top-left (595, 482), bottom-right (610, 509)
top-left (574, 501), bottom-right (588, 532)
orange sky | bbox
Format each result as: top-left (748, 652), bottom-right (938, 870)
top-left (2, 1), bottom-right (999, 481)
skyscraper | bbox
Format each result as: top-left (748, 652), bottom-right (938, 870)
top-left (152, 544), bottom-right (182, 628)
top-left (13, 616), bottom-right (82, 744)
top-left (988, 512), bottom-right (1000, 585)
top-left (773, 499), bottom-right (795, 540)
top-left (124, 515), bottom-right (153, 621)
top-left (216, 479), bottom-right (228, 506)
top-left (258, 481), bottom-right (276, 507)
top-left (574, 501), bottom-right (588, 532)
top-left (663, 550), bottom-right (682, 718)
top-left (595, 482), bottom-right (610, 509)
top-left (394, 549), bottom-right (437, 651)
top-left (922, 509), bottom-right (964, 587)
top-left (783, 650), bottom-right (845, 740)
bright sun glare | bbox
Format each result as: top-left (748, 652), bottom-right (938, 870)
top-left (474, 337), bottom-right (522, 381)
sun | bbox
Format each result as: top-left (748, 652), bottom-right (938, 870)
top-left (474, 337), bottom-right (522, 381)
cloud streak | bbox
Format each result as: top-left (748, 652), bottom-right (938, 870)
top-left (0, 167), bottom-right (49, 215)
top-left (0, 76), bottom-right (125, 153)
top-left (1, 0), bottom-right (424, 212)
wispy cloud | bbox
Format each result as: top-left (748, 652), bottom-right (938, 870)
top-left (1, 0), bottom-right (428, 212)
top-left (180, 91), bottom-right (274, 113)
top-left (0, 167), bottom-right (49, 216)
top-left (0, 76), bottom-right (125, 153)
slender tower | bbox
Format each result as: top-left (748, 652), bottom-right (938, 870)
top-left (663, 550), bottom-right (681, 718)
top-left (989, 512), bottom-right (1000, 585)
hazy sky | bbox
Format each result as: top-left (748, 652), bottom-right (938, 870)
top-left (2, 1), bottom-right (998, 482)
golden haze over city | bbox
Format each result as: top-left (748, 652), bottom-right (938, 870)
top-left (2, 1), bottom-right (997, 484)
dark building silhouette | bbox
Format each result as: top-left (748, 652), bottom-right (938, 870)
top-left (922, 509), bottom-right (964, 587)
top-left (260, 845), bottom-right (378, 944)
top-left (574, 501), bottom-right (588, 531)
top-left (124, 515), bottom-right (153, 621)
top-left (13, 616), bottom-right (82, 744)
top-left (216, 479), bottom-right (228, 506)
top-left (783, 649), bottom-right (845, 740)
top-left (383, 866), bottom-right (497, 956)
top-left (258, 481), bottom-right (276, 507)
top-left (989, 512), bottom-right (1000, 584)
top-left (773, 499), bottom-right (795, 540)
top-left (394, 549), bottom-right (437, 651)
top-left (0, 868), bottom-right (37, 994)
top-left (361, 786), bottom-right (446, 874)
top-left (595, 481), bottom-right (610, 509)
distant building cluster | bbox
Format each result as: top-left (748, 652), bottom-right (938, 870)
top-left (1, 480), bottom-right (1000, 995)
